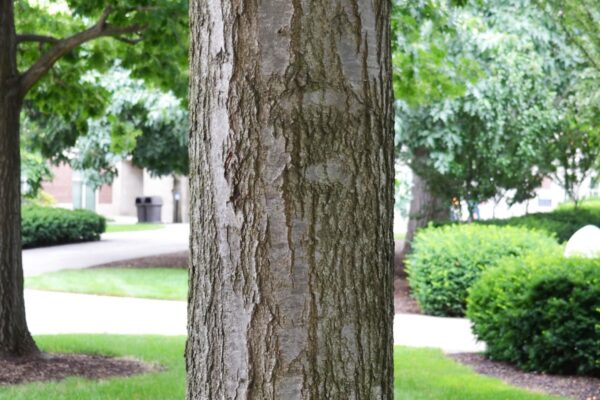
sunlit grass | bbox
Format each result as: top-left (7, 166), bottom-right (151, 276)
top-left (0, 336), bottom-right (564, 400)
top-left (26, 268), bottom-right (187, 301)
top-left (105, 224), bottom-right (164, 233)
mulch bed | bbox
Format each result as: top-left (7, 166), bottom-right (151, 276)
top-left (92, 251), bottom-right (189, 269)
top-left (394, 240), bottom-right (422, 314)
top-left (0, 353), bottom-right (157, 385)
top-left (452, 353), bottom-right (600, 400)
top-left (394, 277), bottom-right (421, 314)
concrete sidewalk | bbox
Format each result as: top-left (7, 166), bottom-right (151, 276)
top-left (22, 224), bottom-right (484, 353)
top-left (25, 290), bottom-right (484, 353)
top-left (394, 313), bottom-right (485, 353)
top-left (26, 290), bottom-right (186, 336)
top-left (23, 224), bottom-right (189, 277)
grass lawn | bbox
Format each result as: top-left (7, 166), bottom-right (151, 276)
top-left (394, 347), bottom-right (564, 400)
top-left (25, 268), bottom-right (187, 301)
top-left (0, 335), bottom-right (185, 400)
top-left (0, 335), bottom-right (565, 400)
top-left (105, 224), bottom-right (164, 233)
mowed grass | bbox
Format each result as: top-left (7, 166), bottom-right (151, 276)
top-left (393, 347), bottom-right (565, 400)
top-left (0, 335), bottom-right (185, 400)
top-left (25, 268), bottom-right (187, 301)
top-left (105, 224), bottom-right (164, 233)
top-left (0, 335), bottom-right (565, 400)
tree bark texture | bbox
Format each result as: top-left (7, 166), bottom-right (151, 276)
top-left (0, 0), bottom-right (39, 357)
top-left (397, 169), bottom-right (449, 274)
top-left (187, 0), bottom-right (395, 399)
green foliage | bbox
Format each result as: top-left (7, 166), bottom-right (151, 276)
top-left (21, 205), bottom-right (106, 248)
top-left (475, 200), bottom-right (600, 242)
top-left (392, 0), bottom-right (480, 106)
top-left (396, 0), bottom-right (599, 214)
top-left (394, 178), bottom-right (410, 217)
top-left (15, 0), bottom-right (188, 167)
top-left (542, 82), bottom-right (600, 205)
top-left (468, 255), bottom-right (600, 376)
top-left (23, 191), bottom-right (57, 208)
top-left (542, 0), bottom-right (600, 73)
top-left (407, 224), bottom-right (561, 316)
top-left (35, 68), bottom-right (189, 189)
top-left (20, 148), bottom-right (52, 199)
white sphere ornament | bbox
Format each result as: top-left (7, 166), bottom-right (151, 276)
top-left (564, 225), bottom-right (600, 258)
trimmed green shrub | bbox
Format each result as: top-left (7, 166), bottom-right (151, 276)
top-left (480, 207), bottom-right (600, 242)
top-left (468, 256), bottom-right (600, 377)
top-left (22, 205), bottom-right (106, 248)
top-left (406, 224), bottom-right (561, 317)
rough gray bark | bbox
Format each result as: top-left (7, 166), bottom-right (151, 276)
top-left (397, 170), bottom-right (449, 275)
top-left (0, 0), bottom-right (39, 357)
top-left (187, 0), bottom-right (395, 399)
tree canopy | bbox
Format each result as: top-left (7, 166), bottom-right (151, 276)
top-left (16, 0), bottom-right (188, 181)
top-left (396, 0), bottom-right (599, 214)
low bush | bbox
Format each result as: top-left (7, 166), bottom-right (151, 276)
top-left (406, 224), bottom-right (561, 317)
top-left (22, 205), bottom-right (106, 248)
top-left (468, 256), bottom-right (600, 377)
top-left (479, 200), bottom-right (600, 242)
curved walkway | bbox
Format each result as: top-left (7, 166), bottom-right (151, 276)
top-left (23, 225), bottom-right (485, 353)
top-left (23, 224), bottom-right (189, 277)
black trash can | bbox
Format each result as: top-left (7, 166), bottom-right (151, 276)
top-left (135, 197), bottom-right (147, 223)
top-left (145, 196), bottom-right (163, 223)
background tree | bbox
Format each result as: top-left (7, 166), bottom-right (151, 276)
top-left (0, 0), bottom-right (186, 357)
top-left (398, 0), bottom-right (586, 221)
top-left (392, 0), bottom-right (478, 264)
top-left (542, 0), bottom-right (600, 72)
top-left (64, 69), bottom-right (188, 189)
top-left (187, 0), bottom-right (395, 398)
top-left (544, 83), bottom-right (600, 207)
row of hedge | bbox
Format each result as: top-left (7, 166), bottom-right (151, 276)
top-left (468, 255), bottom-right (600, 377)
top-left (407, 223), bottom-right (599, 376)
top-left (22, 205), bottom-right (106, 248)
top-left (434, 200), bottom-right (600, 242)
top-left (406, 224), bottom-right (561, 316)
top-left (479, 205), bottom-right (600, 242)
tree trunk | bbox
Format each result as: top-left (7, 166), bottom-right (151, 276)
top-left (0, 0), bottom-right (39, 357)
top-left (172, 175), bottom-right (182, 223)
top-left (187, 0), bottom-right (395, 399)
top-left (398, 170), bottom-right (449, 275)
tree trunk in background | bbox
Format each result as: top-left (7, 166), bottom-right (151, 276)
top-left (172, 175), bottom-right (181, 223)
top-left (398, 171), bottom-right (449, 275)
top-left (187, 0), bottom-right (395, 398)
top-left (0, 0), bottom-right (39, 357)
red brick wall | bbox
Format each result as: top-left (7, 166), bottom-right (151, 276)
top-left (43, 163), bottom-right (73, 203)
top-left (99, 185), bottom-right (113, 204)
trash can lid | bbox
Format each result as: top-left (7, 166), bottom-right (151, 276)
top-left (144, 196), bottom-right (163, 205)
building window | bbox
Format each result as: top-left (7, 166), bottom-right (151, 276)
top-left (538, 198), bottom-right (552, 208)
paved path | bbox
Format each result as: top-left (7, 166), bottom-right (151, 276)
top-left (394, 313), bottom-right (484, 353)
top-left (26, 290), bottom-right (186, 336)
top-left (23, 224), bottom-right (189, 277)
top-left (25, 291), bottom-right (484, 353)
top-left (22, 225), bottom-right (484, 353)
